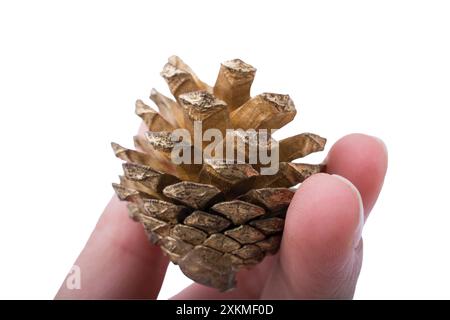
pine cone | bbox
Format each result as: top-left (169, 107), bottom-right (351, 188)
top-left (111, 56), bottom-right (326, 291)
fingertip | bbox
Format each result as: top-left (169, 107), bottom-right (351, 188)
top-left (282, 173), bottom-right (363, 270)
top-left (261, 173), bottom-right (365, 298)
top-left (325, 133), bottom-right (388, 217)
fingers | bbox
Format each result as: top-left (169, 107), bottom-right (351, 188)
top-left (325, 133), bottom-right (388, 218)
top-left (55, 196), bottom-right (169, 299)
top-left (260, 134), bottom-right (388, 299)
top-left (261, 173), bottom-right (364, 299)
top-left (173, 134), bottom-right (388, 299)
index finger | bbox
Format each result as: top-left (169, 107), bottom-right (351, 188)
top-left (55, 196), bottom-right (169, 299)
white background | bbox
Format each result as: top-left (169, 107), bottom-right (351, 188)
top-left (1, 0), bottom-right (449, 299)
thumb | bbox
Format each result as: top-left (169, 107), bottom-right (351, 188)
top-left (261, 173), bottom-right (364, 299)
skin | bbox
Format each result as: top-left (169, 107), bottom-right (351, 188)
top-left (56, 133), bottom-right (388, 299)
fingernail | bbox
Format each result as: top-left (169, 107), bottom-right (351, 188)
top-left (332, 174), bottom-right (364, 248)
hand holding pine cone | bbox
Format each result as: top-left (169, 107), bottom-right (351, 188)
top-left (112, 56), bottom-right (326, 291)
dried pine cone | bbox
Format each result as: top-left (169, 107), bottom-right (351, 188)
top-left (112, 56), bottom-right (326, 291)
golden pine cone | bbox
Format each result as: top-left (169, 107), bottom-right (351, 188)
top-left (111, 56), bottom-right (326, 291)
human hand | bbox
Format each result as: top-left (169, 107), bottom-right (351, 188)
top-left (55, 133), bottom-right (387, 299)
